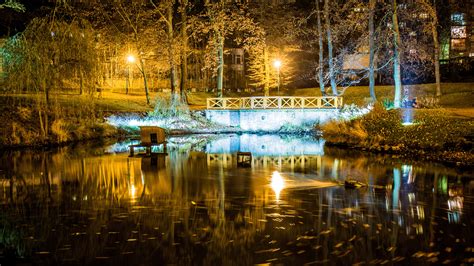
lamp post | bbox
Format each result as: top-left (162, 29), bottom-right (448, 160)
top-left (273, 59), bottom-right (281, 95)
top-left (126, 55), bottom-right (135, 94)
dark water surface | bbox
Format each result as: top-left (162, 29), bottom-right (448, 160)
top-left (0, 134), bottom-right (473, 265)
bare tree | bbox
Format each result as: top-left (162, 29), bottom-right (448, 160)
top-left (418, 0), bottom-right (442, 96)
top-left (324, 0), bottom-right (337, 96)
top-left (368, 0), bottom-right (377, 101)
top-left (316, 0), bottom-right (325, 96)
top-left (179, 0), bottom-right (189, 101)
top-left (151, 0), bottom-right (185, 100)
top-left (201, 1), bottom-right (260, 97)
top-left (115, 2), bottom-right (154, 104)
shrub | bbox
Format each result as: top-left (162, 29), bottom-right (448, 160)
top-left (51, 119), bottom-right (70, 143)
top-left (321, 105), bottom-right (473, 154)
top-left (417, 96), bottom-right (440, 108)
top-left (337, 103), bottom-right (372, 121)
top-left (152, 95), bottom-right (190, 119)
top-left (382, 98), bottom-right (394, 110)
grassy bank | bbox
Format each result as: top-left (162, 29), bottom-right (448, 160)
top-left (1, 82), bottom-right (472, 149)
top-left (2, 82), bottom-right (472, 110)
top-left (320, 104), bottom-right (474, 166)
top-left (0, 96), bottom-right (119, 148)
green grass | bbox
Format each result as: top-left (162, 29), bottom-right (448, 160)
top-left (3, 82), bottom-right (471, 112)
top-left (320, 104), bottom-right (474, 165)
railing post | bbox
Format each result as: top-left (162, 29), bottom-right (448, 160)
top-left (317, 98), bottom-right (321, 108)
top-left (251, 98), bottom-right (254, 109)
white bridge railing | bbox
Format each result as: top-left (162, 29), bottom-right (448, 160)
top-left (207, 96), bottom-right (343, 110)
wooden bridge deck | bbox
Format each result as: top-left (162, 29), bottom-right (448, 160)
top-left (206, 96), bottom-right (343, 110)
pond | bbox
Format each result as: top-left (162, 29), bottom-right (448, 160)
top-left (0, 134), bottom-right (473, 265)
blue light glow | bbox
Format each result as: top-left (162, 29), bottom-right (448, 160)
top-left (402, 108), bottom-right (414, 126)
top-left (206, 134), bottom-right (325, 156)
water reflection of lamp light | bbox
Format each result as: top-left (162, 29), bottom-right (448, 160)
top-left (447, 196), bottom-right (463, 224)
top-left (130, 184), bottom-right (137, 203)
top-left (271, 171), bottom-right (285, 202)
top-left (402, 165), bottom-right (415, 184)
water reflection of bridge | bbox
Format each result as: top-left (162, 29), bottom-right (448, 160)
top-left (206, 134), bottom-right (325, 156)
top-left (207, 154), bottom-right (322, 170)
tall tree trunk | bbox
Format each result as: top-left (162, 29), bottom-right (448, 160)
top-left (180, 0), bottom-right (189, 101)
top-left (316, 0), bottom-right (325, 96)
top-left (324, 0), bottom-right (337, 96)
top-left (126, 66), bottom-right (129, 95)
top-left (217, 35), bottom-right (224, 98)
top-left (368, 0), bottom-right (376, 101)
top-left (431, 0), bottom-right (442, 96)
top-left (40, 78), bottom-right (49, 138)
top-left (79, 66), bottom-right (84, 95)
top-left (264, 47), bottom-right (270, 96)
top-left (139, 58), bottom-right (151, 105)
top-left (43, 79), bottom-right (50, 106)
top-left (392, 0), bottom-right (402, 108)
top-left (167, 2), bottom-right (178, 97)
top-left (432, 24), bottom-right (441, 96)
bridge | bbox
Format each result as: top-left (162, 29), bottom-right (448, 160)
top-left (207, 96), bottom-right (343, 110)
top-left (205, 96), bottom-right (343, 131)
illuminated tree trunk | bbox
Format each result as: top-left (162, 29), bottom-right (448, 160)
top-left (217, 34), bottom-right (224, 98)
top-left (324, 0), bottom-right (337, 96)
top-left (167, 2), bottom-right (179, 97)
top-left (391, 0), bottom-right (402, 109)
top-left (264, 47), bottom-right (270, 96)
top-left (432, 22), bottom-right (441, 96)
top-left (180, 0), bottom-right (189, 102)
top-left (316, 0), bottom-right (325, 96)
top-left (431, 0), bottom-right (442, 96)
top-left (139, 58), bottom-right (151, 105)
top-left (368, 0), bottom-right (376, 101)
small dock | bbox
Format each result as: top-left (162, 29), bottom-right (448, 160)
top-left (129, 126), bottom-right (167, 156)
top-left (237, 152), bottom-right (252, 167)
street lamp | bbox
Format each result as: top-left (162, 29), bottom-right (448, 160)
top-left (273, 59), bottom-right (281, 95)
top-left (127, 55), bottom-right (136, 64)
top-left (126, 55), bottom-right (135, 94)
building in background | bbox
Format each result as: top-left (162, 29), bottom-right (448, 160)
top-left (440, 0), bottom-right (474, 62)
top-left (225, 48), bottom-right (246, 91)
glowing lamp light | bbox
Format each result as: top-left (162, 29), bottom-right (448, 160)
top-left (270, 171), bottom-right (285, 202)
top-left (127, 55), bottom-right (136, 63)
top-left (273, 59), bottom-right (282, 69)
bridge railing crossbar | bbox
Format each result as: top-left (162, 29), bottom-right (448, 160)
top-left (206, 96), bottom-right (343, 110)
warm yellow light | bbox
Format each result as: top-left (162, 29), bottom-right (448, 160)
top-left (127, 55), bottom-right (136, 63)
top-left (270, 171), bottom-right (285, 202)
top-left (130, 184), bottom-right (136, 199)
top-left (273, 59), bottom-right (282, 69)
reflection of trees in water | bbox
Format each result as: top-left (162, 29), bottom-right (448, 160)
top-left (0, 145), bottom-right (470, 264)
top-left (0, 148), bottom-right (269, 263)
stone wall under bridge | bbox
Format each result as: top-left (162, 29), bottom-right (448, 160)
top-left (205, 96), bottom-right (342, 131)
top-left (205, 108), bottom-right (339, 131)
